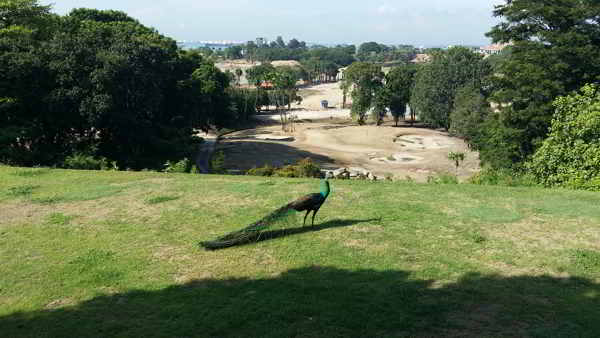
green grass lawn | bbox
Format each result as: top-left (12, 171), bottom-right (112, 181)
top-left (1, 166), bottom-right (599, 337)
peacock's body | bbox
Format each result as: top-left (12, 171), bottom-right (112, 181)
top-left (200, 180), bottom-right (330, 250)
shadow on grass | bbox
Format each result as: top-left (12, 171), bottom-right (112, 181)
top-left (201, 218), bottom-right (380, 251)
top-left (1, 266), bottom-right (598, 337)
top-left (219, 140), bottom-right (337, 171)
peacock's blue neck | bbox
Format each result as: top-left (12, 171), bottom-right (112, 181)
top-left (320, 180), bottom-right (330, 198)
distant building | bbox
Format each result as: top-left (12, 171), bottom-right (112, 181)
top-left (411, 54), bottom-right (432, 64)
top-left (479, 43), bottom-right (510, 56)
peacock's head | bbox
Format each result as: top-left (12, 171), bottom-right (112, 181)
top-left (320, 179), bottom-right (330, 197)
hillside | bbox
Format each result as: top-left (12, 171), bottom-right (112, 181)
top-left (1, 166), bottom-right (599, 337)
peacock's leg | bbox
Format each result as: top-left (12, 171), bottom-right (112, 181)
top-left (303, 211), bottom-right (310, 226)
top-left (311, 209), bottom-right (318, 226)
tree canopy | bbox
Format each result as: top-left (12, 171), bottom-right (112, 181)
top-left (410, 47), bottom-right (491, 129)
top-left (0, 2), bottom-right (242, 170)
top-left (528, 84), bottom-right (600, 190)
top-left (486, 0), bottom-right (600, 165)
top-left (341, 62), bottom-right (384, 124)
top-left (378, 65), bottom-right (416, 126)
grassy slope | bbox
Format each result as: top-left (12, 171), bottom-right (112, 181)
top-left (1, 166), bottom-right (599, 337)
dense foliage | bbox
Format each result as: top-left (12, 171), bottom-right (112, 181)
top-left (245, 64), bottom-right (302, 111)
top-left (410, 47), bottom-right (491, 130)
top-left (378, 65), bottom-right (416, 126)
top-left (341, 62), bottom-right (384, 124)
top-left (247, 158), bottom-right (322, 178)
top-left (486, 0), bottom-right (600, 165)
top-left (0, 2), bottom-right (242, 170)
top-left (449, 84), bottom-right (491, 143)
top-left (241, 39), bottom-right (355, 67)
top-left (357, 42), bottom-right (417, 64)
top-left (528, 84), bottom-right (600, 190)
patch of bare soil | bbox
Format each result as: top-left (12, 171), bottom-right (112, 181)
top-left (221, 82), bottom-right (479, 180)
top-left (220, 122), bottom-right (480, 181)
top-left (298, 82), bottom-right (346, 110)
top-left (0, 202), bottom-right (48, 226)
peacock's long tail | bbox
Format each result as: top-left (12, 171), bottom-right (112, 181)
top-left (200, 203), bottom-right (295, 250)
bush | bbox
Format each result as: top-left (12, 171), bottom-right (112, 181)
top-left (468, 168), bottom-right (537, 187)
top-left (247, 158), bottom-right (322, 178)
top-left (273, 165), bottom-right (297, 178)
top-left (293, 158), bottom-right (322, 178)
top-left (427, 172), bottom-right (459, 185)
top-left (63, 154), bottom-right (118, 171)
top-left (210, 151), bottom-right (226, 174)
top-left (247, 165), bottom-right (275, 177)
top-left (447, 151), bottom-right (465, 171)
top-left (527, 84), bottom-right (600, 190)
top-left (164, 158), bottom-right (194, 173)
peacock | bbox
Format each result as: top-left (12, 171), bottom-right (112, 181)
top-left (200, 180), bottom-right (330, 250)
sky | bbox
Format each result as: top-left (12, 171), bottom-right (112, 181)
top-left (41, 0), bottom-right (505, 46)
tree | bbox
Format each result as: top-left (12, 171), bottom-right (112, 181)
top-left (448, 152), bottom-right (465, 174)
top-left (0, 0), bottom-right (57, 164)
top-left (528, 84), bottom-right (600, 190)
top-left (246, 63), bottom-right (275, 87)
top-left (180, 63), bottom-right (233, 130)
top-left (234, 68), bottom-right (243, 85)
top-left (410, 47), bottom-right (491, 129)
top-left (358, 42), bottom-right (381, 52)
top-left (287, 38), bottom-right (303, 49)
top-left (341, 62), bottom-right (384, 125)
top-left (486, 0), bottom-right (600, 165)
top-left (0, 0), bottom-right (51, 29)
top-left (0, 3), bottom-right (233, 170)
top-left (268, 66), bottom-right (301, 131)
top-left (378, 65), bottom-right (416, 126)
top-left (225, 45), bottom-right (243, 59)
top-left (270, 66), bottom-right (300, 110)
top-left (227, 87), bottom-right (258, 123)
top-left (449, 84), bottom-right (491, 143)
top-left (68, 8), bottom-right (137, 23)
top-left (275, 36), bottom-right (286, 48)
top-left (244, 40), bottom-right (257, 62)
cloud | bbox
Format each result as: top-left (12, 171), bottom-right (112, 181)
top-left (376, 3), bottom-right (397, 15)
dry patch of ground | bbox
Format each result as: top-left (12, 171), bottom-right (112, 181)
top-left (220, 122), bottom-right (479, 181)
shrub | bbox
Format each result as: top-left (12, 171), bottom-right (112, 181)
top-left (468, 168), bottom-right (536, 187)
top-left (164, 158), bottom-right (193, 173)
top-left (210, 151), bottom-right (226, 174)
top-left (273, 165), bottom-right (297, 178)
top-left (527, 84), bottom-right (600, 190)
top-left (247, 158), bottom-right (322, 178)
top-left (448, 151), bottom-right (465, 171)
top-left (294, 158), bottom-right (322, 178)
top-left (427, 172), bottom-right (459, 184)
top-left (63, 154), bottom-right (118, 171)
top-left (247, 165), bottom-right (275, 177)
